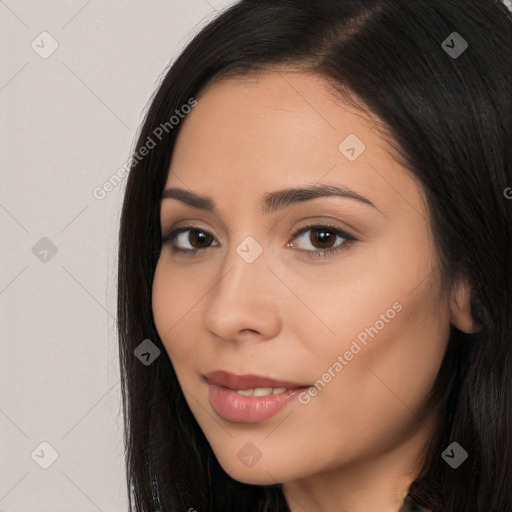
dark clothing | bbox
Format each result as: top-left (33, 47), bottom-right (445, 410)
top-left (399, 493), bottom-right (432, 511)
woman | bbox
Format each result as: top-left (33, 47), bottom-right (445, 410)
top-left (117, 1), bottom-right (512, 510)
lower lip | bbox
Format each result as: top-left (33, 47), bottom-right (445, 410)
top-left (207, 383), bottom-right (305, 423)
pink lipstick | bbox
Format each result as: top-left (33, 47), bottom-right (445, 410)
top-left (204, 370), bottom-right (309, 423)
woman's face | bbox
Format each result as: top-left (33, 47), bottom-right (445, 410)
top-left (152, 70), bottom-right (454, 501)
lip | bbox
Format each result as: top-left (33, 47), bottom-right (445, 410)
top-left (203, 370), bottom-right (306, 390)
top-left (204, 370), bottom-right (309, 423)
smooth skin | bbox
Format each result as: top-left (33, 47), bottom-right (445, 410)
top-left (152, 70), bottom-right (477, 512)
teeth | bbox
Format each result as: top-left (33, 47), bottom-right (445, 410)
top-left (236, 389), bottom-right (254, 396)
top-left (235, 387), bottom-right (288, 396)
top-left (253, 387), bottom-right (273, 397)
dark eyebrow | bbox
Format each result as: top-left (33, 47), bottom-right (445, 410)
top-left (161, 184), bottom-right (381, 214)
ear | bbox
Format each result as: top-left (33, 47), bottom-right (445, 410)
top-left (449, 276), bottom-right (480, 333)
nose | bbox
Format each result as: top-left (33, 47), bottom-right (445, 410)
top-left (204, 240), bottom-right (282, 344)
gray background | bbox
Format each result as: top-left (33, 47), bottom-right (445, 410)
top-left (1, 1), bottom-right (510, 511)
top-left (0, 1), bottom-right (237, 510)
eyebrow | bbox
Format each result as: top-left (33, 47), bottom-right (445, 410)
top-left (161, 183), bottom-right (381, 215)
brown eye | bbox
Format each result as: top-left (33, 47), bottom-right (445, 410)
top-left (309, 228), bottom-right (337, 249)
top-left (162, 227), bottom-right (219, 253)
top-left (289, 224), bottom-right (357, 256)
top-left (188, 229), bottom-right (214, 248)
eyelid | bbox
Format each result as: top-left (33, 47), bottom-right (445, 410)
top-left (288, 222), bottom-right (358, 244)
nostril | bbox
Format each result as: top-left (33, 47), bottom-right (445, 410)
top-left (242, 328), bottom-right (260, 335)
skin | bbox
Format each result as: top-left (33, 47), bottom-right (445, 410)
top-left (151, 70), bottom-right (476, 512)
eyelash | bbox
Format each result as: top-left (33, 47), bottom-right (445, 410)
top-left (161, 223), bottom-right (358, 260)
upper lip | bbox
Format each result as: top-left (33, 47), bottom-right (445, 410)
top-left (204, 370), bottom-right (307, 390)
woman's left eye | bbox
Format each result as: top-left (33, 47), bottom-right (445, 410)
top-left (288, 224), bottom-right (357, 258)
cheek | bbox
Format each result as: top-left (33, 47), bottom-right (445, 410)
top-left (152, 258), bottom-right (200, 364)
top-left (267, 283), bottom-right (450, 475)
top-left (272, 237), bottom-right (438, 360)
top-left (294, 270), bottom-right (449, 428)
top-left (276, 231), bottom-right (449, 418)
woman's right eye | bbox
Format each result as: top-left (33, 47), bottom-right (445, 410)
top-left (162, 227), bottom-right (219, 254)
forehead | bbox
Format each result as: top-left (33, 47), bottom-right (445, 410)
top-left (181, 70), bottom-right (377, 144)
top-left (164, 70), bottom-right (421, 216)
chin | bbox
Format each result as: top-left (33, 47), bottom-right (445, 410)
top-left (215, 456), bottom-right (286, 486)
top-left (225, 469), bottom-right (282, 486)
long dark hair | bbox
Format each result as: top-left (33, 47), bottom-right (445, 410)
top-left (117, 1), bottom-right (512, 510)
